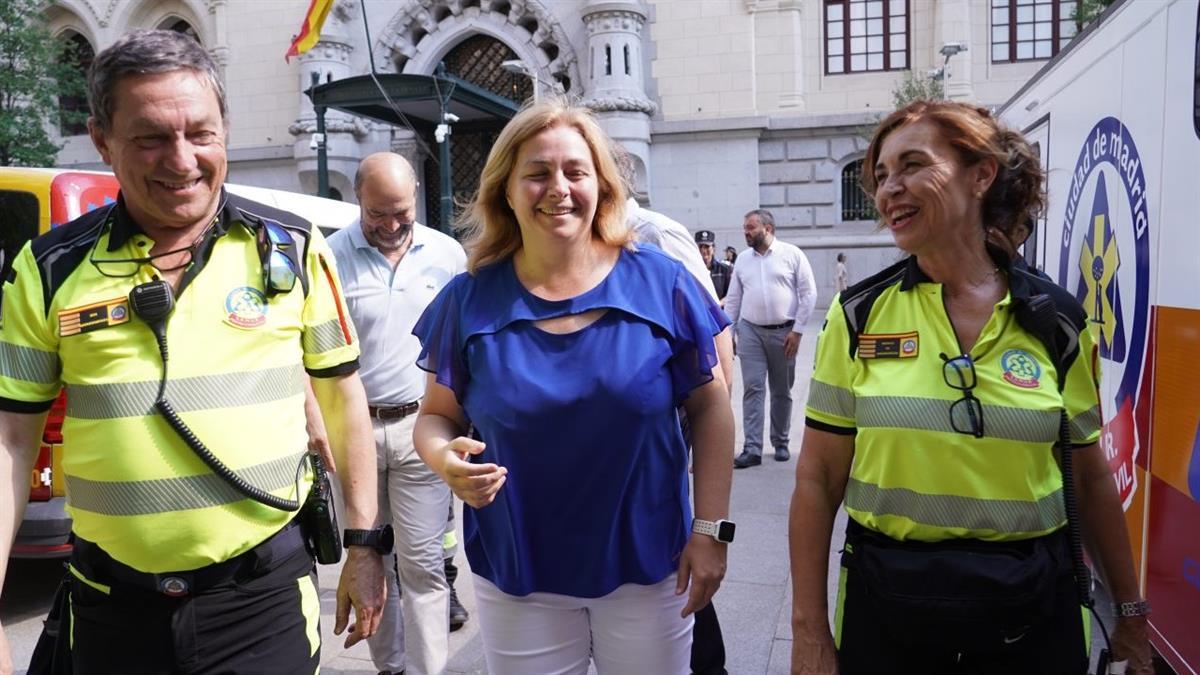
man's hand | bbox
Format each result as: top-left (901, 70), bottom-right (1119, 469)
top-left (1110, 616), bottom-right (1153, 674)
top-left (783, 332), bottom-right (802, 359)
top-left (675, 535), bottom-right (726, 617)
top-left (437, 437), bottom-right (507, 508)
top-left (333, 547), bottom-right (386, 648)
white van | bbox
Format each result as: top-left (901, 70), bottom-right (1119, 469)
top-left (1000, 1), bottom-right (1200, 672)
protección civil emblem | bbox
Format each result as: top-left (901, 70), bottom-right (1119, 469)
top-left (1057, 117), bottom-right (1151, 509)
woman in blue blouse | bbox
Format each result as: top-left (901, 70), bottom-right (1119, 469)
top-left (412, 99), bottom-right (734, 674)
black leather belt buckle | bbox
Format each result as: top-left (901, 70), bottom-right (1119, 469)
top-left (368, 401), bottom-right (420, 421)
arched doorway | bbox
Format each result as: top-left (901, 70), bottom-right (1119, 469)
top-left (422, 34), bottom-right (531, 228)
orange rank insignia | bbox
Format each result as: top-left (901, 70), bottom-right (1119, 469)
top-left (58, 296), bottom-right (130, 337)
top-left (858, 331), bottom-right (919, 359)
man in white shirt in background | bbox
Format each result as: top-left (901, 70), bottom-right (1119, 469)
top-left (724, 209), bottom-right (817, 469)
top-left (326, 153), bottom-right (467, 675)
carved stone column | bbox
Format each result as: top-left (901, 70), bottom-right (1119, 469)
top-left (582, 0), bottom-right (655, 202)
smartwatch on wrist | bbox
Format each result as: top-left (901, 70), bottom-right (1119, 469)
top-left (692, 518), bottom-right (736, 544)
top-left (342, 523), bottom-right (394, 555)
top-left (1112, 600), bottom-right (1151, 618)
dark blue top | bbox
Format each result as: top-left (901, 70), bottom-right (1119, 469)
top-left (413, 244), bottom-right (729, 598)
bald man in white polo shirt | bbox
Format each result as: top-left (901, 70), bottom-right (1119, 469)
top-left (326, 153), bottom-right (466, 675)
top-left (724, 209), bottom-right (817, 468)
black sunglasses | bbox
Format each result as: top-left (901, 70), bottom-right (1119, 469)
top-left (257, 220), bottom-right (300, 298)
top-left (940, 353), bottom-right (985, 438)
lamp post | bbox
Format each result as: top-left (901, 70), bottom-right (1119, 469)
top-left (501, 60), bottom-right (547, 104)
top-left (933, 42), bottom-right (968, 100)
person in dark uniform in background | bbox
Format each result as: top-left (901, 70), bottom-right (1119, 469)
top-left (696, 230), bottom-right (733, 302)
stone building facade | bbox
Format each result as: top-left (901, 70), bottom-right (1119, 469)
top-left (43, 0), bottom-right (1080, 305)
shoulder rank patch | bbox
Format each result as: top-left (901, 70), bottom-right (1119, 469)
top-left (858, 331), bottom-right (919, 359)
top-left (59, 296), bottom-right (130, 337)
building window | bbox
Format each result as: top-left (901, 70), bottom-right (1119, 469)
top-left (824, 0), bottom-right (909, 75)
top-left (841, 159), bottom-right (877, 221)
top-left (58, 32), bottom-right (93, 136)
top-left (160, 18), bottom-right (201, 44)
top-left (991, 0), bottom-right (1079, 62)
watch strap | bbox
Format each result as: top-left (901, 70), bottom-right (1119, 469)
top-left (1112, 600), bottom-right (1151, 618)
top-left (692, 519), bottom-right (718, 538)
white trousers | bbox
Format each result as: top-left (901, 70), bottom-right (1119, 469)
top-left (473, 574), bottom-right (693, 675)
top-left (365, 412), bottom-right (452, 675)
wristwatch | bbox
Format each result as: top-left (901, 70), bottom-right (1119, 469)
top-left (692, 518), bottom-right (736, 544)
top-left (1112, 600), bottom-right (1151, 618)
top-left (342, 524), bottom-right (394, 555)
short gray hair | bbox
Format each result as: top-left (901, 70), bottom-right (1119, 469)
top-left (744, 208), bottom-right (775, 231)
top-left (89, 29), bottom-right (226, 132)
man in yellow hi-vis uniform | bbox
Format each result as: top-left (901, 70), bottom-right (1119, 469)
top-left (0, 30), bottom-right (384, 674)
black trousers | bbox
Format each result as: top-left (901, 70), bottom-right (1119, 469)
top-left (834, 541), bottom-right (1089, 674)
top-left (691, 601), bottom-right (727, 675)
top-left (66, 529), bottom-right (320, 675)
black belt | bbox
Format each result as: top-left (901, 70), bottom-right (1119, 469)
top-left (750, 319), bottom-right (795, 330)
top-left (368, 400), bottom-right (420, 421)
top-left (71, 519), bottom-right (306, 598)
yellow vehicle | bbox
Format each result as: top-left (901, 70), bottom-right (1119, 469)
top-left (0, 167), bottom-right (358, 557)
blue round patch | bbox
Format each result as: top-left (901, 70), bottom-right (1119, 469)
top-left (225, 286), bottom-right (267, 329)
top-left (1000, 349), bottom-right (1041, 389)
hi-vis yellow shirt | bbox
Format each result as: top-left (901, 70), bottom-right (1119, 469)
top-left (806, 257), bottom-right (1102, 543)
top-left (0, 191), bottom-right (358, 573)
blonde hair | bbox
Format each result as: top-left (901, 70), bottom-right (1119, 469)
top-left (457, 97), bottom-right (632, 273)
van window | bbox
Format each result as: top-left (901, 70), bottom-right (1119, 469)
top-left (0, 190), bottom-right (39, 271)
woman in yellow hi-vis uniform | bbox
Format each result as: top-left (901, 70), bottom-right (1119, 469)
top-left (788, 101), bottom-right (1153, 674)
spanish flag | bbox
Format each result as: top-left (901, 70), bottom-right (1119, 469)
top-left (285, 0), bottom-right (334, 62)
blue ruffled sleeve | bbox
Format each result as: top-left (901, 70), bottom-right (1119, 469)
top-left (412, 273), bottom-right (470, 402)
top-left (669, 267), bottom-right (731, 403)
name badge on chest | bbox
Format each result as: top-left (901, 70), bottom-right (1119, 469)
top-left (858, 331), bottom-right (919, 359)
top-left (58, 296), bottom-right (130, 337)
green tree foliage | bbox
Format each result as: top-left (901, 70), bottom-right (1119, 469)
top-left (1072, 0), bottom-right (1115, 28)
top-left (0, 0), bottom-right (88, 166)
top-left (892, 69), bottom-right (944, 108)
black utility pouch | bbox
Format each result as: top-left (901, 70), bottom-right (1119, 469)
top-left (843, 523), bottom-right (1063, 652)
top-left (27, 570), bottom-right (72, 674)
top-left (300, 453), bottom-right (341, 564)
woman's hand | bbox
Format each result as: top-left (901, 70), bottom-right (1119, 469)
top-left (435, 436), bottom-right (507, 508)
top-left (790, 623), bottom-right (838, 675)
top-left (675, 534), bottom-right (727, 617)
top-left (1109, 616), bottom-right (1153, 674)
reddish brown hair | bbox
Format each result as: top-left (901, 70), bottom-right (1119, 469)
top-left (861, 100), bottom-right (1045, 259)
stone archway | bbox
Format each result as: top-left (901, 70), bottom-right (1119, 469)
top-left (376, 0), bottom-right (580, 96)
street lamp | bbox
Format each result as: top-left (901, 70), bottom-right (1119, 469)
top-left (932, 42), bottom-right (968, 99)
top-left (501, 59), bottom-right (545, 103)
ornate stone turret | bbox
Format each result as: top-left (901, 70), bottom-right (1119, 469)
top-left (288, 0), bottom-right (368, 198)
top-left (581, 0), bottom-right (654, 202)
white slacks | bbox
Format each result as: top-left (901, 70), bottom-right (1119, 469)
top-left (365, 412), bottom-right (452, 675)
top-left (473, 574), bottom-right (693, 675)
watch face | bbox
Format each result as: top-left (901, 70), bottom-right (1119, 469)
top-left (717, 521), bottom-right (736, 543)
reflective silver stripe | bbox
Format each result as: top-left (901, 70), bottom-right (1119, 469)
top-left (303, 320), bottom-right (347, 354)
top-left (0, 341), bottom-right (59, 384)
top-left (65, 364), bottom-right (304, 420)
top-left (844, 477), bottom-right (1066, 534)
top-left (856, 396), bottom-right (1059, 442)
top-left (66, 452), bottom-right (307, 516)
top-left (808, 380), bottom-right (855, 420)
top-left (1069, 405), bottom-right (1102, 442)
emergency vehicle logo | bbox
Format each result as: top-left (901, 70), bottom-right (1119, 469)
top-left (58, 296), bottom-right (131, 337)
top-left (1000, 349), bottom-right (1041, 389)
top-left (1058, 117), bottom-right (1151, 509)
top-left (225, 286), bottom-right (267, 329)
